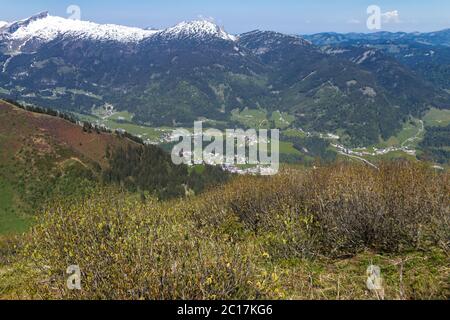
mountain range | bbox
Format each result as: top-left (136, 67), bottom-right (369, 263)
top-left (303, 29), bottom-right (450, 47)
top-left (1, 12), bottom-right (449, 146)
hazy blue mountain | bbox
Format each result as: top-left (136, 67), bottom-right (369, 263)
top-left (303, 29), bottom-right (450, 47)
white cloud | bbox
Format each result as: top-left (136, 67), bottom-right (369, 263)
top-left (347, 19), bottom-right (361, 25)
top-left (381, 10), bottom-right (401, 24)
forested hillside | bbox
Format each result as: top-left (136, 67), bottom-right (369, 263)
top-left (0, 100), bottom-right (228, 233)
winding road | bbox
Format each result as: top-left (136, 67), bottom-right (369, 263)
top-left (401, 120), bottom-right (424, 148)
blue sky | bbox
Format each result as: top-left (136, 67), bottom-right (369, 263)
top-left (1, 0), bottom-right (449, 34)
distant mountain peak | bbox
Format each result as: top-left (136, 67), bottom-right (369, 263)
top-left (0, 13), bottom-right (160, 48)
top-left (304, 29), bottom-right (450, 47)
top-left (159, 19), bottom-right (237, 41)
top-left (239, 29), bottom-right (312, 50)
top-left (0, 13), bottom-right (238, 50)
top-left (3, 11), bottom-right (48, 33)
top-left (28, 11), bottom-right (50, 20)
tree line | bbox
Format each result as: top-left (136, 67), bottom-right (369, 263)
top-left (102, 144), bottom-right (231, 200)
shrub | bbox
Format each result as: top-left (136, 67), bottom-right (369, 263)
top-left (301, 162), bottom-right (449, 255)
top-left (22, 190), bottom-right (271, 300)
top-left (191, 161), bottom-right (449, 258)
top-left (17, 161), bottom-right (449, 299)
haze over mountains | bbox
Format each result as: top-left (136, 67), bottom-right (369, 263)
top-left (1, 12), bottom-right (449, 146)
top-left (303, 29), bottom-right (450, 47)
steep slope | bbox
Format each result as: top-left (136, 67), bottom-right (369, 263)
top-left (371, 43), bottom-right (450, 90)
top-left (305, 30), bottom-right (450, 90)
top-left (0, 12), bottom-right (159, 52)
top-left (320, 45), bottom-right (448, 107)
top-left (238, 31), bottom-right (448, 144)
top-left (0, 12), bottom-right (236, 53)
top-left (0, 100), bottom-right (132, 166)
top-left (0, 99), bottom-right (230, 234)
top-left (0, 99), bottom-right (137, 233)
top-left (155, 20), bottom-right (237, 41)
top-left (0, 13), bottom-right (247, 124)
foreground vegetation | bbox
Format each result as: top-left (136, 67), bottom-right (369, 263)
top-left (1, 161), bottom-right (448, 300)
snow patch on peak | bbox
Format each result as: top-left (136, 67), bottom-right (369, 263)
top-left (6, 14), bottom-right (160, 43)
top-left (27, 11), bottom-right (50, 22)
top-left (354, 50), bottom-right (376, 64)
top-left (3, 11), bottom-right (48, 34)
top-left (2, 13), bottom-right (238, 49)
top-left (0, 21), bottom-right (8, 29)
top-left (161, 20), bottom-right (237, 41)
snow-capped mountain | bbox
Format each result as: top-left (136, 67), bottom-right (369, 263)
top-left (0, 12), bottom-right (160, 50)
top-left (0, 12), bottom-right (237, 54)
top-left (158, 20), bottom-right (237, 41)
top-left (0, 21), bottom-right (7, 29)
